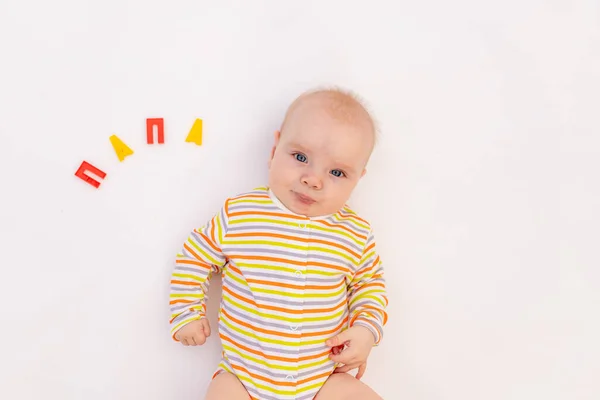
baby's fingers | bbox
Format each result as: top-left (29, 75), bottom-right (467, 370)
top-left (329, 349), bottom-right (357, 365)
top-left (333, 363), bottom-right (359, 374)
top-left (356, 362), bottom-right (367, 380)
top-left (200, 318), bottom-right (211, 337)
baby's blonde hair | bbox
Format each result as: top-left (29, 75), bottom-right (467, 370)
top-left (280, 86), bottom-right (379, 146)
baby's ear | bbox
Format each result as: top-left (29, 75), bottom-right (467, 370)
top-left (268, 131), bottom-right (281, 167)
top-left (270, 131), bottom-right (281, 157)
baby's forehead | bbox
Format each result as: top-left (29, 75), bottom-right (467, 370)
top-left (285, 90), bottom-right (374, 132)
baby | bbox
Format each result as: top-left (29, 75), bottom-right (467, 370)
top-left (169, 88), bottom-right (388, 400)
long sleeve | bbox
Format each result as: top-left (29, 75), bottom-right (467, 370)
top-left (347, 229), bottom-right (388, 345)
top-left (169, 200), bottom-right (230, 341)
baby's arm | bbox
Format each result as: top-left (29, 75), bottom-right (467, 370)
top-left (169, 200), bottom-right (230, 343)
top-left (347, 229), bottom-right (388, 346)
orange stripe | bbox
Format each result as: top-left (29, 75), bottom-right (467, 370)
top-left (220, 333), bottom-right (299, 362)
top-left (352, 256), bottom-right (381, 281)
top-left (198, 230), bottom-right (221, 253)
top-left (222, 283), bottom-right (347, 316)
top-left (228, 255), bottom-right (351, 275)
top-left (223, 268), bottom-right (347, 315)
top-left (176, 259), bottom-right (212, 272)
top-left (221, 307), bottom-right (348, 339)
top-left (226, 231), bottom-right (360, 258)
top-left (354, 282), bottom-right (385, 292)
top-left (170, 280), bottom-right (199, 286)
top-left (299, 348), bottom-right (331, 362)
top-left (340, 208), bottom-right (369, 225)
top-left (221, 308), bottom-right (300, 338)
top-left (245, 277), bottom-right (343, 291)
top-left (298, 369), bottom-right (332, 386)
top-left (352, 318), bottom-right (380, 340)
top-left (300, 317), bottom-right (348, 338)
top-left (364, 242), bottom-right (376, 253)
top-left (231, 193), bottom-right (270, 201)
top-left (229, 210), bottom-right (308, 221)
top-left (169, 299), bottom-right (197, 305)
top-left (230, 363), bottom-right (296, 387)
top-left (210, 221), bottom-right (217, 247)
top-left (228, 263), bottom-right (342, 291)
top-left (315, 219), bottom-right (366, 239)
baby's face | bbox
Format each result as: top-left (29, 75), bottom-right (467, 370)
top-left (268, 98), bottom-right (374, 217)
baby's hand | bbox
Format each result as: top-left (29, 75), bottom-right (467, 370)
top-left (175, 318), bottom-right (211, 346)
top-left (326, 326), bottom-right (375, 380)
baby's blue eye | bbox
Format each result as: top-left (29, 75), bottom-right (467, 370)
top-left (294, 153), bottom-right (307, 163)
top-left (331, 169), bottom-right (345, 178)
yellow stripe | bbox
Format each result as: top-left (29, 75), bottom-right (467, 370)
top-left (222, 291), bottom-right (345, 323)
top-left (171, 315), bottom-right (200, 333)
top-left (349, 291), bottom-right (387, 308)
top-left (226, 240), bottom-right (357, 264)
top-left (221, 343), bottom-right (297, 372)
top-left (235, 262), bottom-right (342, 277)
top-left (228, 218), bottom-right (363, 246)
top-left (333, 212), bottom-right (370, 230)
top-left (172, 273), bottom-right (203, 282)
top-left (188, 237), bottom-right (220, 265)
top-left (227, 268), bottom-right (345, 298)
top-left (221, 316), bottom-right (293, 347)
top-left (222, 314), bottom-right (336, 347)
top-left (170, 293), bottom-right (203, 299)
top-left (229, 198), bottom-right (272, 205)
top-left (235, 374), bottom-right (296, 396)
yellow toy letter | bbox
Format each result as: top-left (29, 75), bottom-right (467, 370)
top-left (109, 134), bottom-right (134, 162)
top-left (185, 118), bottom-right (203, 146)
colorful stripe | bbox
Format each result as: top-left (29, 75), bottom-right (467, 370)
top-left (169, 187), bottom-right (388, 399)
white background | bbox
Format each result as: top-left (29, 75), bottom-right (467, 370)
top-left (0, 1), bottom-right (598, 399)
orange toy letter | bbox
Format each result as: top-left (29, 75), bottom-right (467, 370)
top-left (75, 161), bottom-right (106, 188)
top-left (147, 118), bottom-right (164, 144)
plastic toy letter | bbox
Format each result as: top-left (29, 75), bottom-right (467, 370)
top-left (146, 118), bottom-right (164, 144)
top-left (109, 134), bottom-right (134, 161)
top-left (185, 118), bottom-right (203, 146)
top-left (75, 161), bottom-right (106, 188)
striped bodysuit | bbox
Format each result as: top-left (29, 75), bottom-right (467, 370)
top-left (169, 187), bottom-right (388, 400)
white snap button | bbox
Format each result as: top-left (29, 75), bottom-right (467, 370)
top-left (286, 375), bottom-right (294, 381)
top-left (294, 270), bottom-right (302, 277)
top-left (290, 324), bottom-right (298, 331)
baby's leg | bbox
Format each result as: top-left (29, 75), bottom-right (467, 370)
top-left (315, 372), bottom-right (383, 400)
top-left (204, 371), bottom-right (250, 400)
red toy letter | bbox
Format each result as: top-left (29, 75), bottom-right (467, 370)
top-left (75, 161), bottom-right (106, 188)
top-left (147, 118), bottom-right (164, 144)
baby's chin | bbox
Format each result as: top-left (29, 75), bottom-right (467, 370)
top-left (288, 200), bottom-right (340, 218)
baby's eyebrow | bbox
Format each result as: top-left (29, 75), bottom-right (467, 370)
top-left (334, 162), bottom-right (355, 173)
top-left (287, 141), bottom-right (309, 152)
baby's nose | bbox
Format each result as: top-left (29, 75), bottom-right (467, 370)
top-left (302, 174), bottom-right (322, 189)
